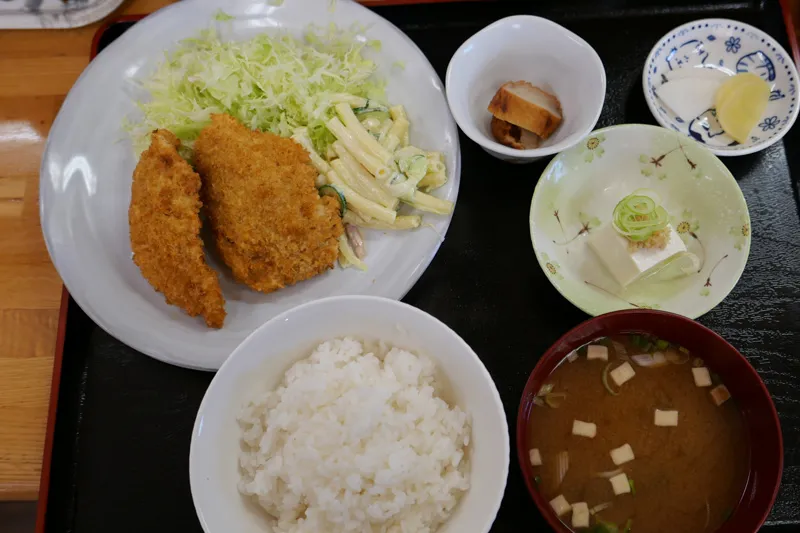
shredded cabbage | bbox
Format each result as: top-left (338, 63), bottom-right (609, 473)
top-left (125, 23), bottom-right (385, 157)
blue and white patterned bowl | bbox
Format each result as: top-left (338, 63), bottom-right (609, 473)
top-left (643, 18), bottom-right (799, 156)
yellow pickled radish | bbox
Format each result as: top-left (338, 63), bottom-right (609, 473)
top-left (715, 73), bottom-right (771, 143)
top-left (715, 73), bottom-right (763, 109)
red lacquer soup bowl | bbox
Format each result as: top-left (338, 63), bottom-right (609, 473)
top-left (516, 309), bottom-right (783, 533)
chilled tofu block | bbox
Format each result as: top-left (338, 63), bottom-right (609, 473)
top-left (610, 443), bottom-right (635, 465)
top-left (609, 472), bottom-right (631, 495)
top-left (692, 367), bottom-right (713, 387)
top-left (572, 420), bottom-right (597, 438)
top-left (610, 362), bottom-right (636, 387)
top-left (550, 494), bottom-right (572, 516)
top-left (711, 384), bottom-right (731, 406)
top-left (587, 223), bottom-right (687, 287)
top-left (654, 409), bottom-right (679, 426)
top-left (587, 345), bottom-right (609, 361)
top-left (572, 502), bottom-right (590, 528)
top-left (529, 448), bottom-right (542, 466)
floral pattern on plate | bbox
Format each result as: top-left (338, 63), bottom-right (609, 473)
top-left (643, 18), bottom-right (799, 156)
top-left (530, 124), bottom-right (750, 319)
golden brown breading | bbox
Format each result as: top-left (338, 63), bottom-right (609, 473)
top-left (129, 130), bottom-right (226, 328)
top-left (194, 114), bottom-right (343, 293)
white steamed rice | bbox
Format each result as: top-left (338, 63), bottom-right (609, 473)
top-left (238, 337), bottom-right (471, 533)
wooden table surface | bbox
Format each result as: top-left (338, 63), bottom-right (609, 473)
top-left (0, 0), bottom-right (797, 504)
top-left (0, 0), bottom-right (176, 502)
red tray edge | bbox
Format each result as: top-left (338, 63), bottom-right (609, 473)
top-left (779, 0), bottom-right (800, 66)
top-left (34, 287), bottom-right (69, 533)
top-left (35, 3), bottom-right (800, 532)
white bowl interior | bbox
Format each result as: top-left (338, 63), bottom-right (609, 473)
top-left (190, 296), bottom-right (509, 533)
top-left (447, 15), bottom-right (605, 156)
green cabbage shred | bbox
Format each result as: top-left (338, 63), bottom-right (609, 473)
top-left (125, 23), bottom-right (385, 157)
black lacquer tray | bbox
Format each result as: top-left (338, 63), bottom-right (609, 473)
top-left (41, 1), bottom-right (800, 531)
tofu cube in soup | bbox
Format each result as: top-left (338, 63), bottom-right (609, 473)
top-left (609, 472), bottom-right (631, 495)
top-left (550, 494), bottom-right (571, 516)
top-left (654, 409), bottom-right (679, 426)
top-left (529, 448), bottom-right (542, 466)
top-left (711, 384), bottom-right (731, 406)
top-left (610, 362), bottom-right (636, 387)
top-left (572, 420), bottom-right (597, 438)
top-left (587, 345), bottom-right (608, 361)
top-left (571, 502), bottom-right (590, 529)
top-left (692, 367), bottom-right (712, 387)
top-left (610, 443), bottom-right (635, 465)
top-left (527, 334), bottom-right (749, 533)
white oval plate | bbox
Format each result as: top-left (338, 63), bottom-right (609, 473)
top-left (40, 0), bottom-right (460, 370)
top-left (530, 124), bottom-right (750, 318)
top-left (643, 18), bottom-right (799, 156)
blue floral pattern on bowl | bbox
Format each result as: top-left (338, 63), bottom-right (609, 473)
top-left (725, 37), bottom-right (741, 54)
top-left (644, 18), bottom-right (799, 156)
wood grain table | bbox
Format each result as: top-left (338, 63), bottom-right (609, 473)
top-left (0, 0), bottom-right (177, 502)
top-left (0, 0), bottom-right (797, 505)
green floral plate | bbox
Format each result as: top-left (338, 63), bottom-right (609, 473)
top-left (530, 124), bottom-right (750, 318)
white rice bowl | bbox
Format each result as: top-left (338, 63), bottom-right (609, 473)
top-left (237, 338), bottom-right (471, 533)
top-left (189, 296), bottom-right (508, 533)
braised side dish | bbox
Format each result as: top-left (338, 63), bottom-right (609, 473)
top-left (527, 334), bottom-right (746, 533)
top-left (488, 81), bottom-right (563, 149)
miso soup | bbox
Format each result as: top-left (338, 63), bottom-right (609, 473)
top-left (527, 334), bottom-right (748, 533)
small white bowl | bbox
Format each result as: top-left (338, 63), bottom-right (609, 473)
top-left (446, 15), bottom-right (606, 163)
top-left (643, 18), bottom-right (799, 156)
top-left (190, 296), bottom-right (509, 533)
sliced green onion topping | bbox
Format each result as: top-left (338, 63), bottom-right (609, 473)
top-left (628, 479), bottom-right (636, 496)
top-left (602, 362), bottom-right (620, 396)
top-left (545, 392), bottom-right (566, 408)
top-left (630, 334), bottom-right (646, 348)
top-left (589, 520), bottom-right (619, 533)
top-left (623, 518), bottom-right (633, 533)
top-left (612, 189), bottom-right (669, 242)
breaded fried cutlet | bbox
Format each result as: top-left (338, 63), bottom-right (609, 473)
top-left (129, 130), bottom-right (226, 328)
top-left (194, 114), bottom-right (343, 293)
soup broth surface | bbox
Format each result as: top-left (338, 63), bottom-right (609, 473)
top-left (528, 335), bottom-right (748, 533)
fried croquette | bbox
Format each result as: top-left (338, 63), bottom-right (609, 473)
top-left (129, 130), bottom-right (226, 328)
top-left (194, 114), bottom-right (343, 293)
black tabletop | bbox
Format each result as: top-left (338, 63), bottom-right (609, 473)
top-left (46, 1), bottom-right (800, 531)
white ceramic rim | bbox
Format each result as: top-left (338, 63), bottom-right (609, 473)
top-left (189, 294), bottom-right (510, 533)
top-left (38, 0), bottom-right (462, 370)
top-left (642, 17), bottom-right (800, 157)
top-left (528, 123), bottom-right (751, 319)
top-left (445, 14), bottom-right (607, 159)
